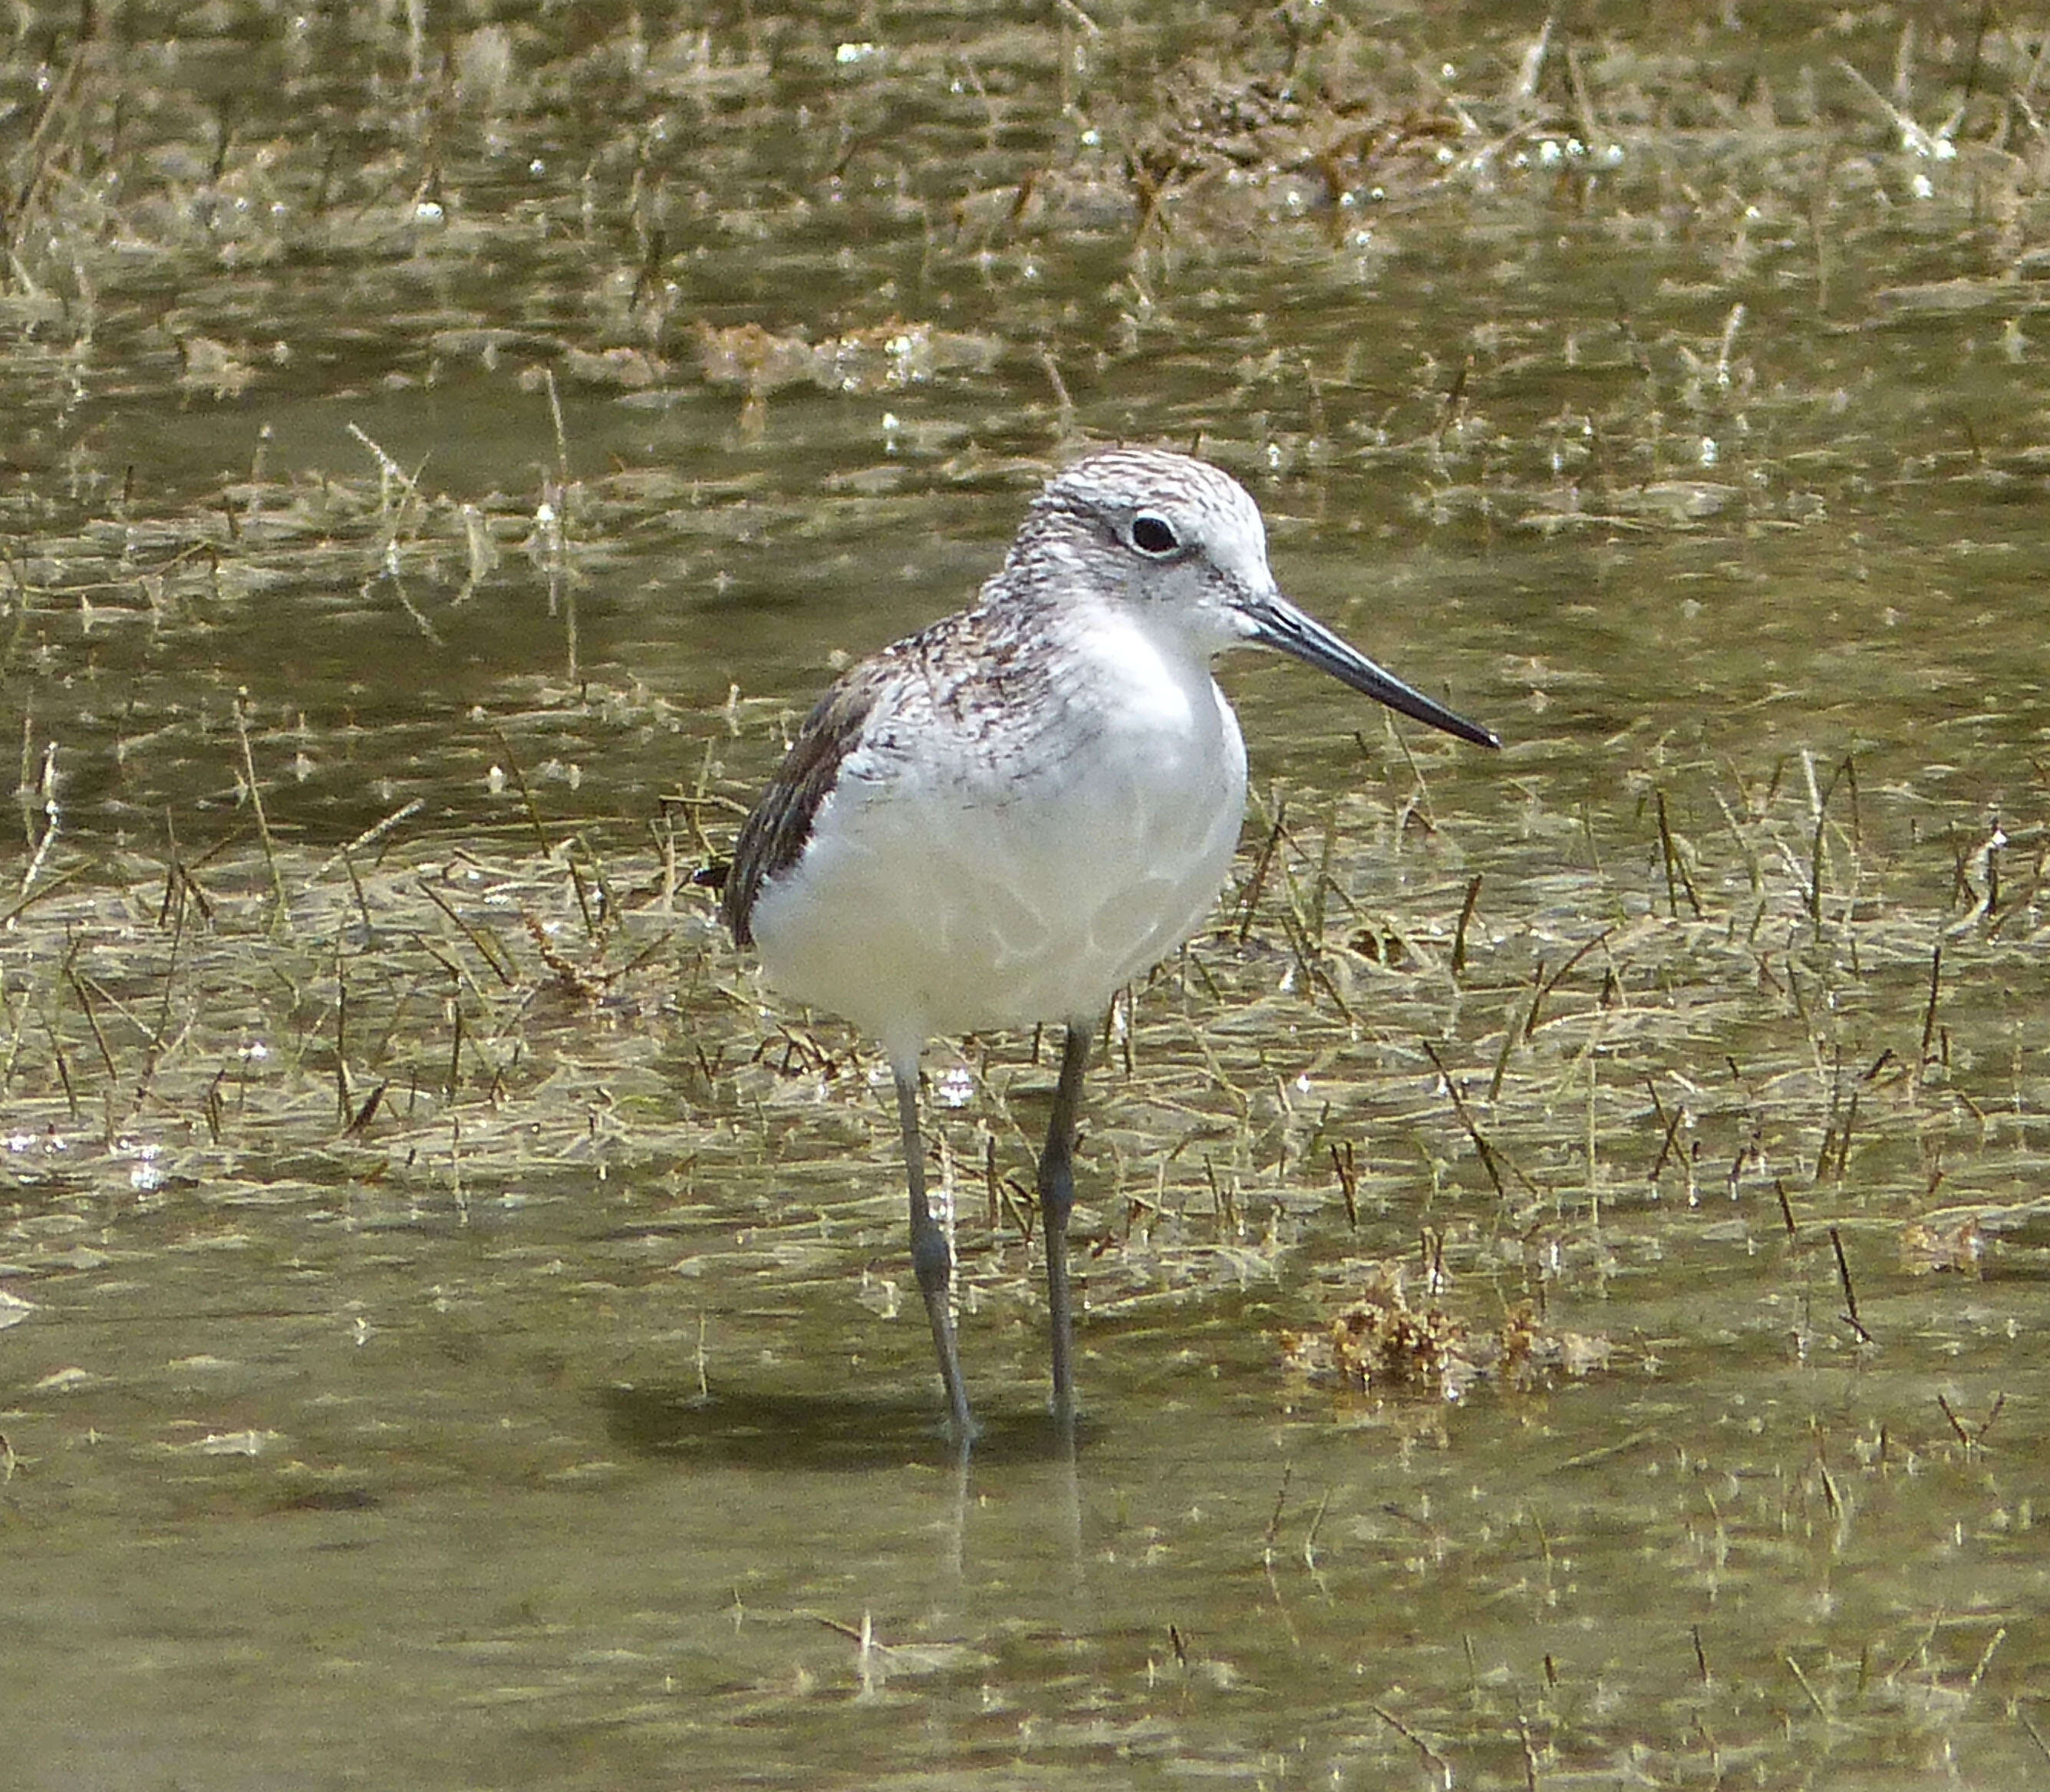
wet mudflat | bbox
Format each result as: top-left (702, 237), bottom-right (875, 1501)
top-left (3, 4), bottom-right (2049, 1787)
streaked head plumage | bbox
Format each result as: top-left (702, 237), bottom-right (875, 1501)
top-left (1000, 446), bottom-right (1277, 652)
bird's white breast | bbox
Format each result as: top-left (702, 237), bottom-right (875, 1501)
top-left (748, 606), bottom-right (1248, 1061)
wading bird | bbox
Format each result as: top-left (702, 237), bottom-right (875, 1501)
top-left (722, 448), bottom-right (1497, 1440)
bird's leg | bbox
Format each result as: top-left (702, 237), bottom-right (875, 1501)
top-left (895, 1064), bottom-right (977, 1444)
top-left (1038, 1022), bottom-right (1093, 1430)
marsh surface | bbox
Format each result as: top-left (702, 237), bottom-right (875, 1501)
top-left (4, 5), bottom-right (2048, 1787)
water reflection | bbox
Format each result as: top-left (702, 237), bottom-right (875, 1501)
top-left (600, 1382), bottom-right (1092, 1473)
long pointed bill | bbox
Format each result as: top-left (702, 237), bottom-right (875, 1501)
top-left (1239, 588), bottom-right (1500, 750)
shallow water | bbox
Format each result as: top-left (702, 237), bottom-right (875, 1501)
top-left (5, 5), bottom-right (2050, 1787)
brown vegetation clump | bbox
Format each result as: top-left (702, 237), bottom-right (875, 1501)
top-left (1283, 1263), bottom-right (1610, 1403)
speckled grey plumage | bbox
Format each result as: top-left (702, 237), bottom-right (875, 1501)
top-left (723, 447), bottom-right (1233, 954)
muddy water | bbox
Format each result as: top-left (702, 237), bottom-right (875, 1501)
top-left (5, 6), bottom-right (2049, 1788)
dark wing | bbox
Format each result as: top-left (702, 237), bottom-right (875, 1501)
top-left (720, 677), bottom-right (879, 948)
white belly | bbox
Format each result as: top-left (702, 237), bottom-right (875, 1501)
top-left (749, 633), bottom-right (1247, 1062)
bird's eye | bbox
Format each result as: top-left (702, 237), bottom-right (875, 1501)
top-left (1129, 513), bottom-right (1179, 556)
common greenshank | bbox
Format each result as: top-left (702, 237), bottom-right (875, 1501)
top-left (723, 447), bottom-right (1498, 1440)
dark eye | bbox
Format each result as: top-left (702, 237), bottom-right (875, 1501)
top-left (1129, 513), bottom-right (1179, 556)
